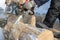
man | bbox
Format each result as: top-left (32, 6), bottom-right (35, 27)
top-left (33, 0), bottom-right (60, 38)
top-left (43, 0), bottom-right (60, 38)
top-left (43, 0), bottom-right (60, 28)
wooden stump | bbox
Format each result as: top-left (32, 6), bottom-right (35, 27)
top-left (38, 30), bottom-right (54, 40)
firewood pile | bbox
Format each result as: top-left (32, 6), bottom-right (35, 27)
top-left (1, 0), bottom-right (55, 40)
top-left (2, 14), bottom-right (54, 40)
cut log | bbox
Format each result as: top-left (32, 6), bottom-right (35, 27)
top-left (13, 22), bottom-right (54, 40)
top-left (4, 21), bottom-right (54, 40)
top-left (38, 30), bottom-right (54, 40)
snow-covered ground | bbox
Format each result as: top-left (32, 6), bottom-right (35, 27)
top-left (0, 0), bottom-right (6, 10)
top-left (0, 0), bottom-right (6, 19)
top-left (34, 0), bottom-right (51, 16)
top-left (0, 1), bottom-right (7, 40)
top-left (0, 7), bottom-right (7, 19)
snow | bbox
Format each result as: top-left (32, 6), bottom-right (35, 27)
top-left (34, 0), bottom-right (51, 16)
top-left (0, 0), bottom-right (6, 10)
top-left (0, 28), bottom-right (5, 40)
top-left (0, 7), bottom-right (7, 19)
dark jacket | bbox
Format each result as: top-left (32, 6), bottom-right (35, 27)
top-left (34, 0), bottom-right (49, 7)
top-left (43, 0), bottom-right (60, 28)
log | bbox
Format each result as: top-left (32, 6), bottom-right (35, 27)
top-left (38, 30), bottom-right (54, 40)
top-left (3, 21), bottom-right (54, 40)
top-left (13, 22), bottom-right (54, 40)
